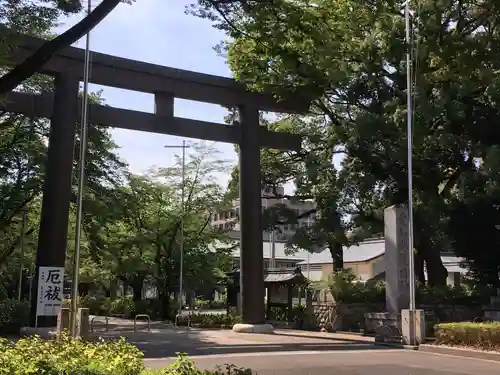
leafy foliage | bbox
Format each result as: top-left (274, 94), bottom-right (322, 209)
top-left (0, 338), bottom-right (253, 375)
top-left (0, 334), bottom-right (144, 374)
top-left (162, 354), bottom-right (252, 375)
top-left (434, 322), bottom-right (500, 351)
top-left (190, 0), bottom-right (500, 286)
top-left (177, 312), bottom-right (241, 328)
top-left (325, 269), bottom-right (494, 305)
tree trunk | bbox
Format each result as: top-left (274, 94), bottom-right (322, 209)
top-left (414, 250), bottom-right (426, 284)
top-left (131, 276), bottom-right (144, 302)
top-left (158, 290), bottom-right (171, 320)
top-left (329, 241), bottom-right (344, 270)
top-left (422, 248), bottom-right (448, 287)
top-left (108, 279), bottom-right (118, 299)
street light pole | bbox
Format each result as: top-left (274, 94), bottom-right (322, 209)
top-left (405, 0), bottom-right (417, 345)
top-left (70, 0), bottom-right (92, 337)
top-left (17, 206), bottom-right (28, 301)
top-left (164, 141), bottom-right (190, 315)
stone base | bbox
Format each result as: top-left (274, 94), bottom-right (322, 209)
top-left (21, 326), bottom-right (58, 339)
top-left (401, 309), bottom-right (425, 345)
top-left (364, 312), bottom-right (401, 333)
top-left (232, 323), bottom-right (274, 334)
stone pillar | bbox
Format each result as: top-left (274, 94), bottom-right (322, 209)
top-left (384, 205), bottom-right (410, 314)
top-left (29, 74), bottom-right (80, 327)
top-left (237, 104), bottom-right (265, 325)
top-left (57, 308), bottom-right (71, 333)
top-left (75, 308), bottom-right (90, 339)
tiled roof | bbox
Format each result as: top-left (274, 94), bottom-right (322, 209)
top-left (296, 239), bottom-right (386, 265)
top-left (217, 238), bottom-right (468, 273)
top-left (264, 268), bottom-right (307, 285)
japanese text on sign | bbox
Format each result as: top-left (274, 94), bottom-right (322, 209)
top-left (36, 266), bottom-right (65, 317)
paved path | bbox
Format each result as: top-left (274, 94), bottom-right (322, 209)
top-left (91, 324), bottom-right (498, 374)
top-left (146, 349), bottom-right (499, 374)
top-left (95, 328), bottom-right (378, 358)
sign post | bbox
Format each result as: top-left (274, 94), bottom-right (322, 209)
top-left (36, 266), bottom-right (65, 327)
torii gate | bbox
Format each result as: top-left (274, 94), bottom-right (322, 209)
top-left (2, 31), bottom-right (309, 329)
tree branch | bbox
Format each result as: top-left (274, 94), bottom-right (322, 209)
top-left (0, 0), bottom-right (122, 94)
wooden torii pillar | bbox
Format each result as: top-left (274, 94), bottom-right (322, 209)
top-left (2, 31), bottom-right (310, 328)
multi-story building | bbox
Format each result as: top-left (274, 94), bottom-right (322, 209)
top-left (211, 186), bottom-right (316, 241)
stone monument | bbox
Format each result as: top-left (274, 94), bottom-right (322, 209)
top-left (365, 205), bottom-right (425, 344)
top-left (384, 204), bottom-right (410, 314)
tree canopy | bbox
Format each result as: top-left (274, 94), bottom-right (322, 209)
top-left (190, 0), bottom-right (500, 286)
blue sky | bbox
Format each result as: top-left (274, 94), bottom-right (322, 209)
top-left (57, 0), bottom-right (236, 186)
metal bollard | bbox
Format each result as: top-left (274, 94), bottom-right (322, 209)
top-left (133, 314), bottom-right (151, 332)
top-left (90, 316), bottom-right (109, 332)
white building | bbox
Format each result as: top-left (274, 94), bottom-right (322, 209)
top-left (211, 186), bottom-right (316, 241)
top-left (228, 238), bottom-right (467, 286)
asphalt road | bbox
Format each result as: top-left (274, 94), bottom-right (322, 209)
top-left (145, 349), bottom-right (499, 374)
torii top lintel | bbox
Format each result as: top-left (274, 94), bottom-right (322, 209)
top-left (10, 32), bottom-right (311, 114)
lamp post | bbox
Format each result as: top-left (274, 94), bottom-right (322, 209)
top-left (405, 0), bottom-right (417, 345)
top-left (17, 205), bottom-right (29, 301)
top-left (164, 141), bottom-right (190, 316)
top-left (306, 216), bottom-right (311, 280)
top-left (70, 0), bottom-right (92, 337)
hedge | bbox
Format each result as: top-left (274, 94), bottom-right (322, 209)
top-left (434, 322), bottom-right (500, 351)
top-left (0, 334), bottom-right (252, 375)
top-left (177, 312), bottom-right (241, 328)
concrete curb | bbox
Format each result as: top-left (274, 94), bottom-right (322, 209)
top-left (233, 323), bottom-right (274, 334)
top-left (418, 344), bottom-right (500, 362)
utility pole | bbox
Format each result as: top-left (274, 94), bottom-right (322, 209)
top-left (70, 0), bottom-right (92, 337)
top-left (405, 0), bottom-right (417, 346)
top-left (17, 206), bottom-right (29, 301)
top-left (164, 141), bottom-right (190, 316)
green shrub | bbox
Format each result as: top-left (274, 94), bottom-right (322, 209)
top-left (0, 299), bottom-right (30, 334)
top-left (327, 270), bottom-right (386, 303)
top-left (267, 304), bottom-right (305, 321)
top-left (179, 313), bottom-right (241, 328)
top-left (325, 269), bottom-right (496, 306)
top-left (110, 296), bottom-right (134, 316)
top-left (194, 298), bottom-right (226, 310)
top-left (0, 337), bottom-right (253, 375)
top-left (0, 333), bottom-right (145, 374)
top-left (162, 353), bottom-right (251, 375)
top-left (434, 322), bottom-right (500, 350)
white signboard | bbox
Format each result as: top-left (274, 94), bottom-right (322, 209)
top-left (36, 266), bottom-right (65, 317)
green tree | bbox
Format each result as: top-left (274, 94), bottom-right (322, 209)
top-left (83, 143), bottom-right (233, 318)
top-left (191, 0), bottom-right (500, 285)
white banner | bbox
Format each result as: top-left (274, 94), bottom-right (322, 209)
top-left (36, 266), bottom-right (65, 317)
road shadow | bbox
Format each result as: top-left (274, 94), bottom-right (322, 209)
top-left (273, 330), bottom-right (377, 345)
top-left (92, 327), bottom-right (397, 359)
